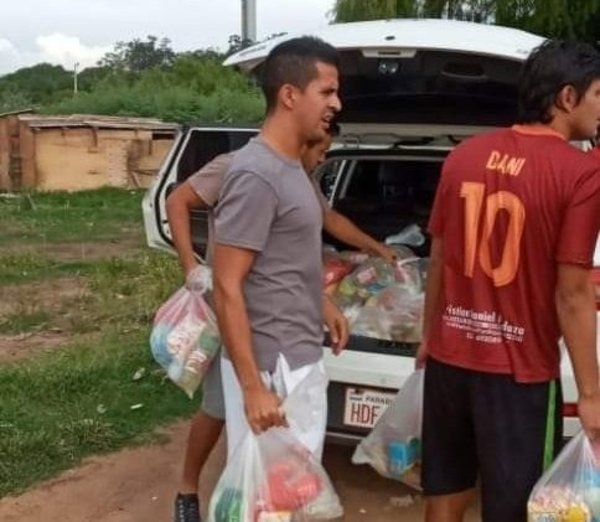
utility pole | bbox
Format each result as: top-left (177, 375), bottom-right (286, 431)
top-left (241, 0), bottom-right (257, 45)
top-left (73, 62), bottom-right (79, 96)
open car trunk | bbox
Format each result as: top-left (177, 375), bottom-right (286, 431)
top-left (316, 148), bottom-right (447, 357)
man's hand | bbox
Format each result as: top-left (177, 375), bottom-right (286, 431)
top-left (578, 391), bottom-right (600, 441)
top-left (415, 340), bottom-right (428, 369)
top-left (371, 242), bottom-right (398, 264)
top-left (243, 386), bottom-right (287, 434)
top-left (323, 295), bottom-right (349, 355)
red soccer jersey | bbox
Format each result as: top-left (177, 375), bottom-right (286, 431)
top-left (428, 125), bottom-right (600, 382)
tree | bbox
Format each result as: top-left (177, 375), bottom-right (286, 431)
top-left (98, 36), bottom-right (176, 73)
top-left (330, 0), bottom-right (600, 41)
top-left (495, 0), bottom-right (600, 41)
top-left (0, 63), bottom-right (72, 104)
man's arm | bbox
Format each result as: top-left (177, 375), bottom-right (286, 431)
top-left (166, 183), bottom-right (206, 276)
top-left (556, 263), bottom-right (600, 439)
top-left (212, 243), bottom-right (286, 434)
top-left (416, 237), bottom-right (444, 367)
top-left (323, 208), bottom-right (397, 263)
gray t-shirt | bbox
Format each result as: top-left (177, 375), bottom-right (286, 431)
top-left (187, 152), bottom-right (234, 262)
top-left (214, 137), bottom-right (324, 372)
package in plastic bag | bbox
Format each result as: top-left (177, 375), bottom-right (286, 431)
top-left (353, 286), bottom-right (424, 343)
top-left (528, 432), bottom-right (600, 521)
top-left (352, 369), bottom-right (424, 490)
top-left (333, 250), bottom-right (420, 309)
top-left (208, 368), bottom-right (343, 522)
top-left (322, 253), bottom-right (353, 288)
top-left (150, 265), bottom-right (220, 398)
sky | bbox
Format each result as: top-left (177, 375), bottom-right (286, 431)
top-left (0, 0), bottom-right (335, 75)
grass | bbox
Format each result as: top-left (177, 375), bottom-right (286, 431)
top-left (0, 188), bottom-right (199, 497)
top-left (0, 329), bottom-right (198, 497)
top-left (0, 310), bottom-right (51, 335)
top-left (0, 253), bottom-right (94, 285)
top-left (0, 188), bottom-right (146, 246)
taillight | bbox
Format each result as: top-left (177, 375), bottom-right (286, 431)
top-left (562, 403), bottom-right (579, 417)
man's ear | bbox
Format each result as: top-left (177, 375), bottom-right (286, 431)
top-left (279, 83), bottom-right (297, 110)
top-left (555, 84), bottom-right (579, 114)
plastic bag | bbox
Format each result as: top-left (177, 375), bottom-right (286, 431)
top-left (528, 432), bottom-right (600, 521)
top-left (385, 224), bottom-right (426, 248)
top-left (352, 369), bottom-right (424, 490)
top-left (150, 266), bottom-right (220, 398)
top-left (322, 253), bottom-right (353, 288)
top-left (208, 369), bottom-right (343, 522)
top-left (333, 251), bottom-right (420, 308)
top-left (353, 286), bottom-right (424, 343)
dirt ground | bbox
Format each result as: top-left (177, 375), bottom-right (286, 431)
top-left (0, 421), bottom-right (482, 522)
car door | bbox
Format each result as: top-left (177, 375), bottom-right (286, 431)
top-left (143, 126), bottom-right (258, 259)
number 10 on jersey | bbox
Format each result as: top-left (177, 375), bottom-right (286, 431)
top-left (460, 182), bottom-right (525, 287)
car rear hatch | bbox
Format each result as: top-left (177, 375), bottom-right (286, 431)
top-left (225, 18), bottom-right (545, 127)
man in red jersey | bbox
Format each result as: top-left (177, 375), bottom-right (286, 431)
top-left (418, 40), bottom-right (600, 522)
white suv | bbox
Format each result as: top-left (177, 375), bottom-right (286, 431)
top-left (143, 18), bottom-right (591, 440)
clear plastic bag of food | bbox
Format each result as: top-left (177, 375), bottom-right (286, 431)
top-left (333, 251), bottom-right (421, 309)
top-left (352, 285), bottom-right (424, 342)
top-left (208, 369), bottom-right (343, 522)
top-left (150, 266), bottom-right (220, 398)
top-left (352, 369), bottom-right (424, 490)
top-left (528, 431), bottom-right (600, 522)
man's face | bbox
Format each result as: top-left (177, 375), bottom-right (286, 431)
top-left (293, 61), bottom-right (341, 143)
top-left (301, 134), bottom-right (332, 174)
top-left (567, 79), bottom-right (600, 140)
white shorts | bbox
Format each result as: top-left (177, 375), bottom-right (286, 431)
top-left (220, 354), bottom-right (328, 463)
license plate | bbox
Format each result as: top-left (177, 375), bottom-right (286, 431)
top-left (343, 387), bottom-right (396, 429)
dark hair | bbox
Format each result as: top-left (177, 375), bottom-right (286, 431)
top-left (518, 40), bottom-right (600, 124)
top-left (260, 36), bottom-right (339, 114)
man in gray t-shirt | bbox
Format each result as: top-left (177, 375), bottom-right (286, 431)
top-left (212, 37), bottom-right (343, 455)
top-left (168, 133), bottom-right (396, 519)
top-left (215, 137), bottom-right (324, 371)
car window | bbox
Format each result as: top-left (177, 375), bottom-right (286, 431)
top-left (318, 159), bottom-right (344, 200)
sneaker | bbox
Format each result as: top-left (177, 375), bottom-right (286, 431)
top-left (174, 493), bottom-right (200, 522)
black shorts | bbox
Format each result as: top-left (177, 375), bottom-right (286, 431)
top-left (422, 357), bottom-right (563, 522)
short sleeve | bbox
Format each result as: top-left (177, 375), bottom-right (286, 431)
top-left (187, 153), bottom-right (233, 207)
top-left (556, 167), bottom-right (600, 267)
top-left (214, 171), bottom-right (278, 252)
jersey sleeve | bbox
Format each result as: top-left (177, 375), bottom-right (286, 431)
top-left (556, 166), bottom-right (600, 267)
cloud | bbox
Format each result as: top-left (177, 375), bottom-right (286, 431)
top-left (35, 33), bottom-right (111, 70)
top-left (0, 38), bottom-right (18, 55)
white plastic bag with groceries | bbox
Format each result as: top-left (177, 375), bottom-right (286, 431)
top-left (150, 265), bottom-right (220, 398)
top-left (352, 369), bottom-right (424, 490)
top-left (208, 368), bottom-right (343, 522)
top-left (528, 431), bottom-right (600, 521)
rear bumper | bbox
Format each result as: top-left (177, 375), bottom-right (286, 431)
top-left (323, 344), bottom-right (414, 439)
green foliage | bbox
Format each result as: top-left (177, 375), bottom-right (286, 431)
top-left (0, 35), bottom-right (264, 123)
top-left (40, 51), bottom-right (264, 123)
top-left (331, 0), bottom-right (600, 40)
top-left (495, 0), bottom-right (600, 41)
top-left (98, 35), bottom-right (176, 73)
top-left (0, 63), bottom-right (72, 111)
